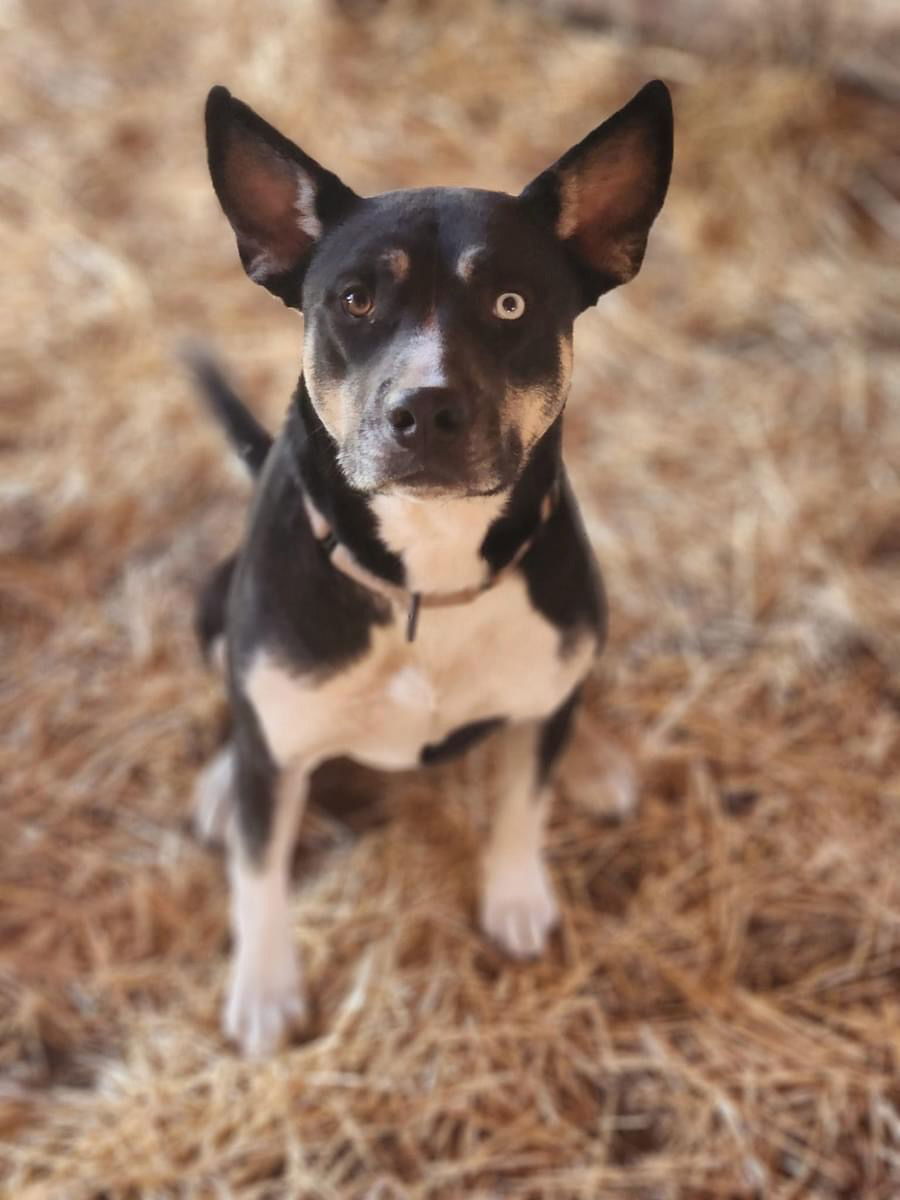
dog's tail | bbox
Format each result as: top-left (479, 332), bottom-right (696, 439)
top-left (182, 344), bottom-right (273, 476)
top-left (182, 345), bottom-right (272, 669)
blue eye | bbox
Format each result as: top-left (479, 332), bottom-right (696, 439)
top-left (494, 292), bottom-right (526, 320)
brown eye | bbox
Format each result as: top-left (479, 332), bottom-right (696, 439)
top-left (341, 285), bottom-right (374, 318)
top-left (494, 292), bottom-right (526, 320)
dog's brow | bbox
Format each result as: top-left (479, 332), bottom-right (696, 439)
top-left (382, 248), bottom-right (410, 282)
top-left (455, 246), bottom-right (485, 282)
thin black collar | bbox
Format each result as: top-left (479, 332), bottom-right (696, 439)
top-left (299, 479), bottom-right (560, 641)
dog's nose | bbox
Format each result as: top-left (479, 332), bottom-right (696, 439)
top-left (386, 388), bottom-right (466, 447)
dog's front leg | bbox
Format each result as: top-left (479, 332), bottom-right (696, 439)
top-left (225, 744), bottom-right (309, 1057)
top-left (480, 691), bottom-right (580, 959)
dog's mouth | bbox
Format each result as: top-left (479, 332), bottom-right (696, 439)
top-left (373, 442), bottom-right (521, 496)
top-left (378, 470), bottom-right (509, 500)
top-left (337, 419), bottom-right (522, 499)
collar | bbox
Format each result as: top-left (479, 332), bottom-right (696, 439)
top-left (301, 480), bottom-right (560, 642)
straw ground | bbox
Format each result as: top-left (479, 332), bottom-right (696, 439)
top-left (2, 0), bottom-right (900, 1195)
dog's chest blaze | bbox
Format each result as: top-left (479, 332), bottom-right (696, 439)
top-left (245, 573), bottom-right (595, 771)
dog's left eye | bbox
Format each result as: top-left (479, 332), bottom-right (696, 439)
top-left (493, 292), bottom-right (526, 320)
top-left (341, 286), bottom-right (374, 318)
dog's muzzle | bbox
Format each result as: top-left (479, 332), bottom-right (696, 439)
top-left (376, 386), bottom-right (503, 493)
top-left (382, 386), bottom-right (471, 485)
top-left (386, 387), bottom-right (469, 446)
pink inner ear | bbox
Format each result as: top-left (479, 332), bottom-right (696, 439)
top-left (223, 137), bottom-right (316, 275)
top-left (557, 130), bottom-right (656, 283)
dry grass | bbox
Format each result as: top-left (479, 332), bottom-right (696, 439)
top-left (3, 0), bottom-right (900, 1196)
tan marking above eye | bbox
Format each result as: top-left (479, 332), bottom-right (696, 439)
top-left (382, 248), bottom-right (409, 282)
top-left (456, 245), bottom-right (484, 282)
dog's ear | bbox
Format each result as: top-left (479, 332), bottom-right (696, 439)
top-left (520, 81), bottom-right (673, 307)
top-left (205, 86), bottom-right (359, 307)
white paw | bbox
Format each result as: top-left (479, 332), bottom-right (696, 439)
top-left (194, 746), bottom-right (235, 846)
top-left (224, 941), bottom-right (307, 1058)
top-left (480, 858), bottom-right (560, 960)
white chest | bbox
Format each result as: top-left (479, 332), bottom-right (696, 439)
top-left (245, 573), bottom-right (596, 772)
top-left (369, 491), bottom-right (509, 593)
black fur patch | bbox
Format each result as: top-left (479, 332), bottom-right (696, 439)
top-left (227, 432), bottom-right (391, 679)
top-left (287, 382), bottom-right (407, 587)
top-left (420, 718), bottom-right (505, 766)
top-left (519, 476), bottom-right (607, 650)
top-left (186, 351), bottom-right (272, 475)
top-left (195, 553), bottom-right (237, 659)
top-left (537, 688), bottom-right (582, 788)
top-left (229, 686), bottom-right (279, 864)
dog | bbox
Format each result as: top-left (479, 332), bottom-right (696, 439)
top-left (193, 81), bottom-right (673, 1056)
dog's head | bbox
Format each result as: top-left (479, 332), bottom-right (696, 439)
top-left (206, 83), bottom-right (672, 497)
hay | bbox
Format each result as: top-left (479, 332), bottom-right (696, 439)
top-left (2, 0), bottom-right (900, 1195)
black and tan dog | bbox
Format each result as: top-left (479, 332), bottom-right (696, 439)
top-left (194, 82), bottom-right (673, 1055)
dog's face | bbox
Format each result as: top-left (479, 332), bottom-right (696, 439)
top-left (298, 188), bottom-right (580, 494)
top-left (206, 83), bottom-right (672, 496)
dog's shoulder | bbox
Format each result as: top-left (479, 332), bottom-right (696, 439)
top-left (520, 476), bottom-right (607, 650)
top-left (227, 433), bottom-right (390, 677)
top-left (479, 434), bottom-right (606, 650)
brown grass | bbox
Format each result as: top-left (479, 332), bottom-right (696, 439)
top-left (3, 1), bottom-right (900, 1196)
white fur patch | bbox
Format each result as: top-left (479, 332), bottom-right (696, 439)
top-left (248, 250), bottom-right (284, 284)
top-left (209, 635), bottom-right (227, 675)
top-left (387, 664), bottom-right (436, 711)
top-left (244, 165), bottom-right (321, 284)
top-left (294, 172), bottom-right (322, 241)
top-left (194, 745), bottom-right (234, 846)
top-left (370, 490), bottom-right (508, 593)
top-left (480, 729), bottom-right (558, 958)
top-left (225, 764), bottom-right (308, 1057)
top-left (391, 321), bottom-right (447, 391)
top-left (481, 842), bottom-right (559, 959)
top-left (456, 245), bottom-right (484, 282)
top-left (244, 574), bottom-right (597, 773)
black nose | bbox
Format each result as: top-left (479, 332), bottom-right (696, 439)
top-left (386, 388), bottom-right (467, 447)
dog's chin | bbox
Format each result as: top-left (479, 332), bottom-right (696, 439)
top-left (340, 433), bottom-right (522, 500)
top-left (373, 470), bottom-right (510, 501)
top-left (344, 457), bottom-right (510, 500)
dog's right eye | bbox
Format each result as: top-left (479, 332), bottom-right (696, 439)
top-left (341, 286), bottom-right (374, 318)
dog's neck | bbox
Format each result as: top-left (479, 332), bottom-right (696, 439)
top-left (288, 378), bottom-right (563, 596)
top-left (367, 491), bottom-right (509, 593)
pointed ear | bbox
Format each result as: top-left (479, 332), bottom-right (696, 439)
top-left (205, 86), bottom-right (360, 307)
top-left (520, 81), bottom-right (673, 307)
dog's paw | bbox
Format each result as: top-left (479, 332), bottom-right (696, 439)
top-left (194, 746), bottom-right (235, 846)
top-left (480, 857), bottom-right (559, 960)
top-left (224, 942), bottom-right (307, 1058)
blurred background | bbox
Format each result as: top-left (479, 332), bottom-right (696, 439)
top-left (3, 1), bottom-right (900, 1195)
